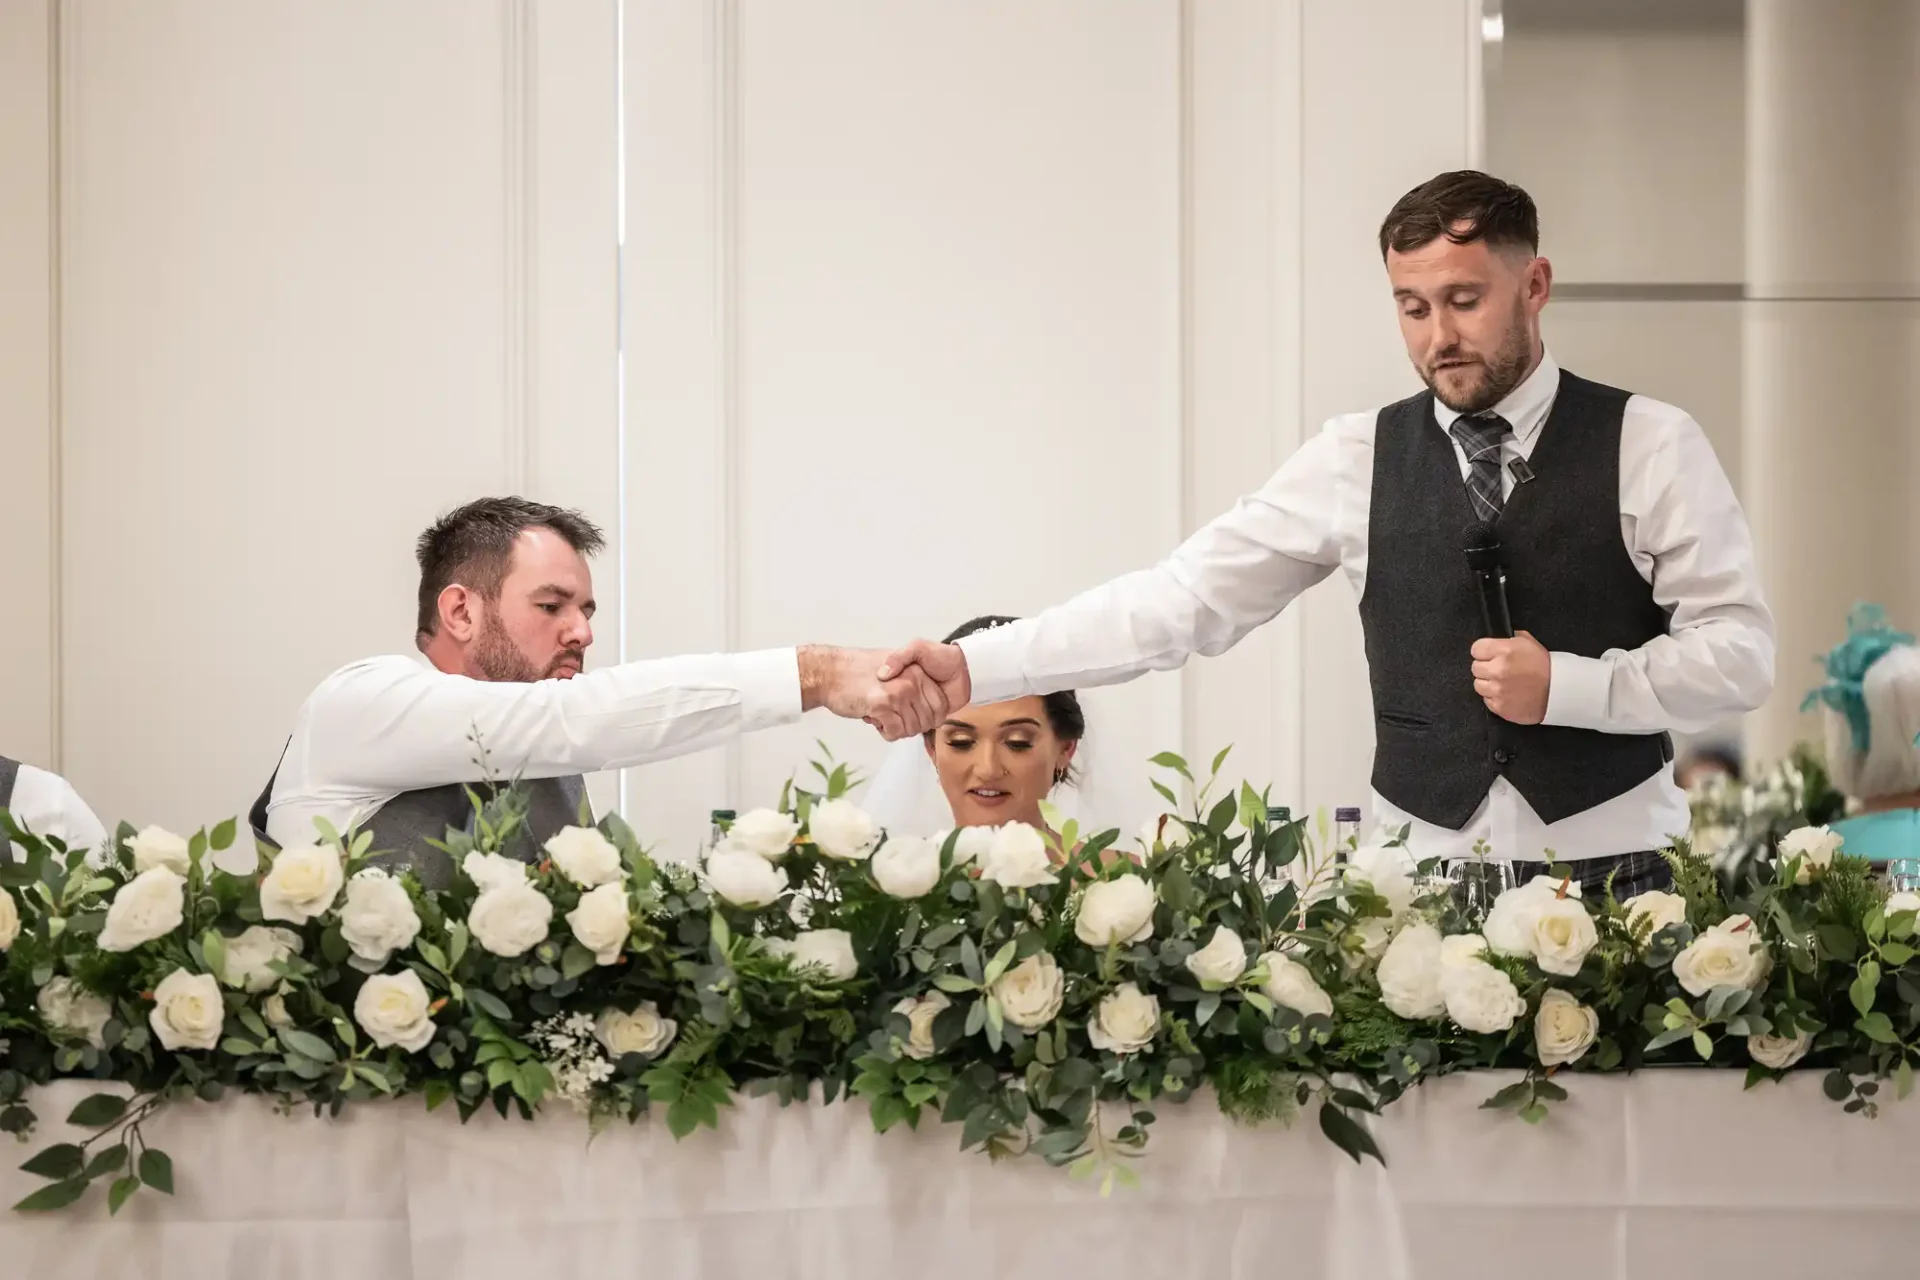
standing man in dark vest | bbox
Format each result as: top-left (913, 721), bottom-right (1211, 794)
top-left (878, 171), bottom-right (1775, 895)
top-left (254, 497), bottom-right (949, 888)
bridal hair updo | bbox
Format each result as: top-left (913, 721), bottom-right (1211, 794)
top-left (1823, 644), bottom-right (1920, 803)
top-left (938, 616), bottom-right (1086, 782)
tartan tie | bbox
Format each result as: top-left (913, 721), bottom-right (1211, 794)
top-left (1450, 413), bottom-right (1512, 524)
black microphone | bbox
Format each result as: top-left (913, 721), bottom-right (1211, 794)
top-left (1464, 522), bottom-right (1515, 639)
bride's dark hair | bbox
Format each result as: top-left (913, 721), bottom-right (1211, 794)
top-left (939, 617), bottom-right (1086, 759)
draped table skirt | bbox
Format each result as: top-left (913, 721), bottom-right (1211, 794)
top-left (4, 1072), bottom-right (1916, 1280)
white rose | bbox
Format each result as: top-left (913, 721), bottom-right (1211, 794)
top-left (1087, 982), bottom-right (1160, 1055)
top-left (1534, 988), bottom-right (1599, 1066)
top-left (566, 882), bottom-right (630, 965)
top-left (1530, 897), bottom-right (1599, 977)
top-left (1074, 874), bottom-right (1156, 947)
top-left (1137, 815), bottom-right (1189, 852)
top-left (1748, 1029), bottom-right (1813, 1070)
top-left (1887, 891), bottom-right (1920, 920)
top-left (462, 850), bottom-right (530, 892)
top-left (871, 836), bottom-right (943, 899)
top-left (0, 890), bottom-right (18, 950)
top-left (339, 869), bottom-right (423, 970)
top-left (1442, 960), bottom-right (1527, 1034)
top-left (1672, 914), bottom-right (1772, 996)
top-left (978, 822), bottom-right (1058, 890)
top-left (1624, 889), bottom-right (1688, 938)
top-left (128, 826), bottom-right (191, 876)
top-left (1779, 825), bottom-right (1843, 884)
top-left (704, 848), bottom-right (787, 908)
top-left (354, 970), bottom-right (436, 1053)
top-left (766, 928), bottom-right (858, 981)
top-left (1258, 951), bottom-right (1333, 1019)
top-left (991, 952), bottom-right (1064, 1030)
top-left (892, 991), bottom-right (951, 1061)
top-left (936, 827), bottom-right (996, 866)
top-left (97, 865), bottom-right (186, 952)
top-left (1345, 843), bottom-right (1419, 917)
top-left (1484, 877), bottom-right (1578, 959)
top-left (543, 826), bottom-right (623, 889)
top-left (1377, 921), bottom-right (1447, 1019)
top-left (149, 968), bottom-right (224, 1051)
top-left (1442, 933), bottom-right (1490, 968)
top-left (726, 809), bottom-right (802, 860)
top-left (466, 882), bottom-right (555, 958)
top-left (36, 978), bottom-right (112, 1048)
top-left (808, 800), bottom-right (881, 861)
top-left (1184, 925), bottom-right (1249, 986)
top-left (219, 925), bottom-right (303, 993)
top-left (595, 1002), bottom-right (678, 1059)
top-left (264, 990), bottom-right (294, 1028)
top-left (1349, 916), bottom-right (1396, 964)
top-left (259, 843), bottom-right (346, 924)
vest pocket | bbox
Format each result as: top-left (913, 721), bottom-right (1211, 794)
top-left (1376, 709), bottom-right (1434, 731)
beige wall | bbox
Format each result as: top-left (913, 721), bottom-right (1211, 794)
top-left (1, 0), bottom-right (1477, 853)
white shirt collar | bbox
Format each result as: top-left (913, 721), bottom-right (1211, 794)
top-left (1431, 349), bottom-right (1560, 445)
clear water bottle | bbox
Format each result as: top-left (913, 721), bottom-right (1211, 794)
top-left (1334, 806), bottom-right (1362, 864)
top-left (708, 809), bottom-right (735, 851)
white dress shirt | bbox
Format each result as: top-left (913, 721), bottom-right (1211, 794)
top-left (6, 763), bottom-right (111, 859)
top-left (264, 649), bottom-right (802, 850)
top-left (957, 353), bottom-right (1775, 862)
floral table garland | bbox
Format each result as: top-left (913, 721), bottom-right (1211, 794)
top-left (0, 750), bottom-right (1910, 1215)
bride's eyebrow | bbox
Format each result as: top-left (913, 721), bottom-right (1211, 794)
top-left (996, 719), bottom-right (1041, 730)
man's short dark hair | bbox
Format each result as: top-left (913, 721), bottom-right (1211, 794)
top-left (415, 497), bottom-right (606, 639)
top-left (1378, 170), bottom-right (1539, 261)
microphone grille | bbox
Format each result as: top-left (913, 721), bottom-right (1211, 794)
top-left (1463, 521), bottom-right (1500, 552)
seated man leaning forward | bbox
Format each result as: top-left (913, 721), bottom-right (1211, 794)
top-left (252, 496), bottom-right (942, 886)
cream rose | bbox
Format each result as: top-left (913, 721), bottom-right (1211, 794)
top-left (1087, 983), bottom-right (1160, 1055)
top-left (1672, 914), bottom-right (1772, 997)
top-left (595, 1002), bottom-right (678, 1059)
top-left (1258, 952), bottom-right (1333, 1019)
top-left (1345, 843), bottom-right (1419, 919)
top-left (892, 991), bottom-right (952, 1061)
top-left (1442, 961), bottom-right (1527, 1034)
top-left (1887, 891), bottom-right (1920, 920)
top-left (354, 970), bottom-right (436, 1053)
top-left (543, 826), bottom-right (624, 889)
top-left (1748, 1029), bottom-right (1813, 1070)
top-left (871, 836), bottom-right (943, 899)
top-left (36, 978), bottom-right (113, 1049)
top-left (808, 800), bottom-right (881, 861)
top-left (726, 809), bottom-right (802, 860)
top-left (128, 825), bottom-right (191, 876)
top-left (1074, 874), bottom-right (1156, 947)
top-left (1779, 825), bottom-right (1842, 884)
top-left (566, 882), bottom-right (630, 965)
top-left (219, 925), bottom-right (303, 993)
top-left (462, 850), bottom-right (529, 892)
top-left (704, 848), bottom-right (787, 908)
top-left (466, 882), bottom-right (555, 958)
top-left (991, 952), bottom-right (1064, 1030)
top-left (1442, 933), bottom-right (1490, 968)
top-left (0, 890), bottom-right (18, 951)
top-left (1377, 921), bottom-right (1447, 1019)
top-left (149, 968), bottom-right (224, 1051)
top-left (259, 843), bottom-right (346, 924)
top-left (1534, 988), bottom-right (1600, 1066)
top-left (338, 869), bottom-right (423, 970)
top-left (98, 865), bottom-right (186, 952)
top-left (1530, 897), bottom-right (1599, 977)
top-left (1185, 925), bottom-right (1249, 986)
top-left (1624, 889), bottom-right (1688, 938)
top-left (1484, 877), bottom-right (1580, 959)
top-left (979, 822), bottom-right (1057, 890)
top-left (936, 827), bottom-right (996, 866)
top-left (767, 928), bottom-right (858, 981)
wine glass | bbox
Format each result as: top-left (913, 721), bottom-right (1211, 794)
top-left (1446, 856), bottom-right (1516, 924)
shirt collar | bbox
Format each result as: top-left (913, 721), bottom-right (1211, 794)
top-left (1431, 349), bottom-right (1559, 445)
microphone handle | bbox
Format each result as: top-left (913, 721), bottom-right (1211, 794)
top-left (1477, 568), bottom-right (1515, 639)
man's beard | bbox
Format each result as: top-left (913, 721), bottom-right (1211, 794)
top-left (471, 603), bottom-right (581, 683)
top-left (1425, 318), bottom-right (1533, 415)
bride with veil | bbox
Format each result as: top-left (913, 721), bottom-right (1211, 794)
top-left (863, 615), bottom-right (1120, 845)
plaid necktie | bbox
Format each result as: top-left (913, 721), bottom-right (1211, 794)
top-left (1450, 413), bottom-right (1512, 524)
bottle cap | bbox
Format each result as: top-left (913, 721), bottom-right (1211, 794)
top-left (1265, 806), bottom-right (1292, 822)
top-left (1335, 807), bottom-right (1362, 823)
top-left (710, 809), bottom-right (736, 822)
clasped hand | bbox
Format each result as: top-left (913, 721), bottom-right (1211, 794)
top-left (801, 640), bottom-right (971, 740)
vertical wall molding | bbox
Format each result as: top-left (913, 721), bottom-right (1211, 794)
top-left (49, 0), bottom-right (71, 772)
top-left (1175, 0), bottom-right (1197, 768)
top-left (712, 0), bottom-right (744, 806)
top-left (502, 0), bottom-right (536, 493)
top-left (1270, 0), bottom-right (1307, 812)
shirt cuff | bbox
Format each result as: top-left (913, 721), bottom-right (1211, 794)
top-left (954, 628), bottom-right (1031, 705)
top-left (1542, 650), bottom-right (1610, 730)
top-left (737, 647), bottom-right (805, 730)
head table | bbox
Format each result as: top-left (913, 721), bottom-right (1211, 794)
top-left (2, 1071), bottom-right (1912, 1280)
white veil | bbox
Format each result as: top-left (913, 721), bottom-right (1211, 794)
top-left (862, 689), bottom-right (1120, 840)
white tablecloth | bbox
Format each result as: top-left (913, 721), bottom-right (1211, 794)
top-left (4, 1072), bottom-right (1916, 1279)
